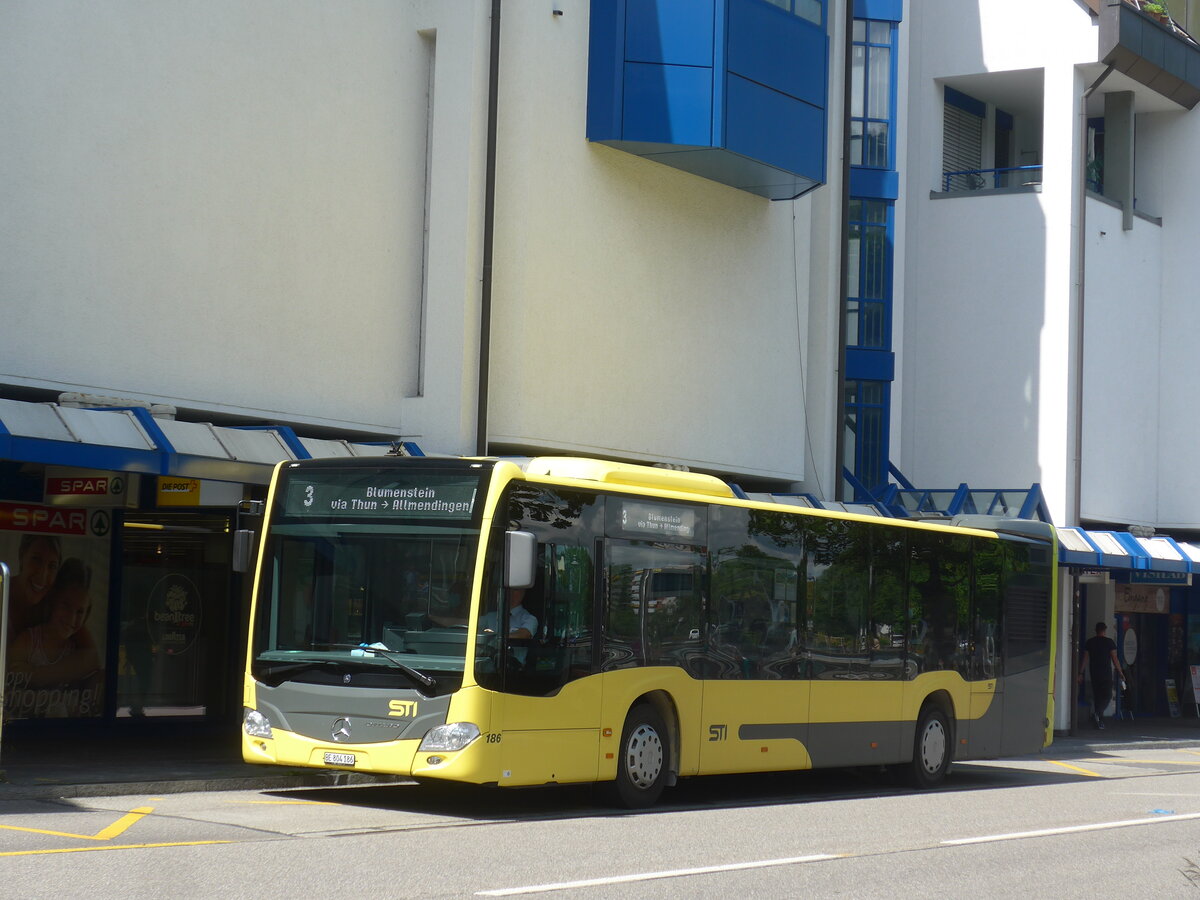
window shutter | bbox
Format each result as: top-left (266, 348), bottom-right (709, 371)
top-left (943, 103), bottom-right (983, 190)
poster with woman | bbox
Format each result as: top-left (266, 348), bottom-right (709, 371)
top-left (1, 502), bottom-right (111, 720)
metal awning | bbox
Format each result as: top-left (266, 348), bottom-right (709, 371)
top-left (0, 398), bottom-right (418, 485)
top-left (1058, 527), bottom-right (1195, 574)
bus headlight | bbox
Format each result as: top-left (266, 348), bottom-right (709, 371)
top-left (418, 722), bottom-right (480, 752)
top-left (243, 708), bottom-right (273, 739)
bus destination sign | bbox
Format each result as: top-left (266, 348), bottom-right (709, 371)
top-left (618, 500), bottom-right (697, 540)
top-left (284, 472), bottom-right (479, 520)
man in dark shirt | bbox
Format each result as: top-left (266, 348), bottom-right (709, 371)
top-left (1077, 621), bottom-right (1126, 729)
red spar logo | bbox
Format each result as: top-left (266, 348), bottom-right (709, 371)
top-left (0, 503), bottom-right (89, 535)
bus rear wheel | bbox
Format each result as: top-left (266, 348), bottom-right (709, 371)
top-left (608, 703), bottom-right (669, 808)
top-left (904, 703), bottom-right (952, 788)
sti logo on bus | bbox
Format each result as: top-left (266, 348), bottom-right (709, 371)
top-left (388, 700), bottom-right (418, 718)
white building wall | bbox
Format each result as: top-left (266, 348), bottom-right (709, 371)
top-left (1147, 108), bottom-right (1200, 528)
top-left (912, 0), bottom-right (1096, 80)
top-left (900, 1), bottom-right (1102, 524)
top-left (1080, 199), bottom-right (1162, 526)
top-left (1, 1), bottom-right (841, 482)
top-left (902, 192), bottom-right (1049, 490)
top-left (486, 3), bottom-right (836, 482)
top-left (1, 0), bottom-right (490, 440)
top-left (794, 7), bottom-right (850, 498)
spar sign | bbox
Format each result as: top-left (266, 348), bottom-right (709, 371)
top-left (43, 467), bottom-right (130, 507)
top-left (0, 501), bottom-right (109, 538)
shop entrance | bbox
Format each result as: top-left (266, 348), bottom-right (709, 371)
top-left (117, 512), bottom-right (239, 722)
top-left (1116, 612), bottom-right (1169, 717)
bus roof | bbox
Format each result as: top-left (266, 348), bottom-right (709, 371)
top-left (521, 457), bottom-right (736, 499)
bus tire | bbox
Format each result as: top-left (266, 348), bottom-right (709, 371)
top-left (907, 703), bottom-right (952, 788)
top-left (608, 703), bottom-right (670, 808)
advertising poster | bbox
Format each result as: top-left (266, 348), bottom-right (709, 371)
top-left (1, 501), bottom-right (111, 720)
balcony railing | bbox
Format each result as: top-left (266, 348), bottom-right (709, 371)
top-left (942, 165), bottom-right (1043, 193)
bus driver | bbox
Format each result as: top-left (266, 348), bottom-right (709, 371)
top-left (481, 588), bottom-right (538, 639)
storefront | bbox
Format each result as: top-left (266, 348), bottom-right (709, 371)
top-left (0, 398), bottom-right (399, 738)
top-left (1059, 528), bottom-right (1200, 724)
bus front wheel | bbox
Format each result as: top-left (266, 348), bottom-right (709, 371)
top-left (608, 703), bottom-right (669, 808)
top-left (906, 704), bottom-right (952, 789)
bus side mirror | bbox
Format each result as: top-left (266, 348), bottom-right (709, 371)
top-left (505, 530), bottom-right (537, 589)
top-left (232, 529), bottom-right (257, 574)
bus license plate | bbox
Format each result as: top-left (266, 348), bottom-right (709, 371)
top-left (324, 751), bottom-right (356, 767)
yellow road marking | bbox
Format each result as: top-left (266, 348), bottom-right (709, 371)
top-left (0, 806), bottom-right (154, 842)
top-left (0, 840), bottom-right (232, 857)
top-left (1045, 759), bottom-right (1103, 777)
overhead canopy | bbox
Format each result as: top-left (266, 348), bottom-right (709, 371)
top-left (0, 398), bottom-right (420, 485)
top-left (1058, 526), bottom-right (1196, 575)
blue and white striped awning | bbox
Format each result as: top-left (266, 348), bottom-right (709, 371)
top-left (1058, 526), bottom-right (1195, 575)
top-left (0, 398), bottom-right (421, 485)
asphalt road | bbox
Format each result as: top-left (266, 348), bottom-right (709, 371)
top-left (5, 747), bottom-right (1200, 898)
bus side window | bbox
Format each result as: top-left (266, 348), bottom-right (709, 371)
top-left (806, 519), bottom-right (871, 679)
top-left (710, 506), bottom-right (803, 680)
top-left (908, 533), bottom-right (971, 675)
top-left (870, 532), bottom-right (907, 680)
top-left (972, 537), bottom-right (1002, 680)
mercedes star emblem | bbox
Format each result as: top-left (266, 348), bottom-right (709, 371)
top-left (331, 717), bottom-right (352, 742)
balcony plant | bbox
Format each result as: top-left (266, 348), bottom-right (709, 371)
top-left (1140, 1), bottom-right (1172, 24)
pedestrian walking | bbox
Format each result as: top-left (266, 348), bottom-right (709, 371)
top-left (1077, 621), bottom-right (1126, 729)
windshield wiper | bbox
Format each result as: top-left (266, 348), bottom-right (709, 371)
top-left (254, 658), bottom-right (345, 687)
top-left (321, 643), bottom-right (438, 692)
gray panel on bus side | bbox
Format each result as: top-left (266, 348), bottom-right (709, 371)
top-left (804, 720), bottom-right (907, 769)
top-left (1000, 665), bottom-right (1051, 756)
top-left (255, 681), bottom-right (451, 744)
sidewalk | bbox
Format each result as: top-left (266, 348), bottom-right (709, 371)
top-left (2, 716), bottom-right (1198, 803)
top-left (0, 730), bottom-right (408, 801)
top-left (1050, 714), bottom-right (1200, 754)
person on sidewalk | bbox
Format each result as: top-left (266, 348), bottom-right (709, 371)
top-left (1077, 621), bottom-right (1126, 729)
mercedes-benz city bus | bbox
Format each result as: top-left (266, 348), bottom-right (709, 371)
top-left (242, 455), bottom-right (1056, 807)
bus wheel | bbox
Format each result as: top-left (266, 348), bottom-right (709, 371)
top-left (908, 704), bottom-right (951, 788)
top-left (609, 703), bottom-right (669, 808)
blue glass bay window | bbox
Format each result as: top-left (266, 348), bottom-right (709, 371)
top-left (587, 0), bottom-right (829, 200)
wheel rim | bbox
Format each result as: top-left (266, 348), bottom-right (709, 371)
top-left (624, 723), bottom-right (664, 789)
top-left (919, 718), bottom-right (947, 775)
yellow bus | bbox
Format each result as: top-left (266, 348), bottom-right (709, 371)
top-left (242, 455), bottom-right (1056, 807)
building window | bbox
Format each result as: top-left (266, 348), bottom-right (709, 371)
top-left (761, 0), bottom-right (823, 26)
top-left (1087, 117), bottom-right (1105, 193)
top-left (842, 15), bottom-right (899, 502)
top-left (844, 380), bottom-right (887, 499)
top-left (846, 198), bottom-right (891, 351)
top-left (850, 20), bottom-right (895, 168)
top-left (943, 87), bottom-right (985, 191)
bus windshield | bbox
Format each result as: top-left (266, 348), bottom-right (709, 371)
top-left (250, 464), bottom-right (490, 689)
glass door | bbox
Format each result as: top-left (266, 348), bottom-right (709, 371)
top-left (117, 512), bottom-right (235, 720)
